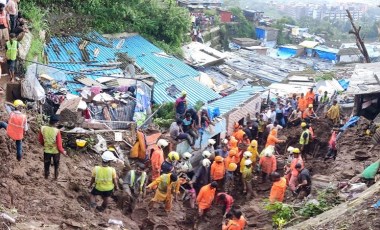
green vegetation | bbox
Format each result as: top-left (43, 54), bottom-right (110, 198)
top-left (265, 188), bottom-right (342, 229)
top-left (153, 102), bottom-right (175, 129)
top-left (27, 0), bottom-right (191, 55)
top-left (272, 17), bottom-right (296, 45)
top-left (21, 1), bottom-right (48, 63)
top-left (315, 72), bottom-right (335, 81)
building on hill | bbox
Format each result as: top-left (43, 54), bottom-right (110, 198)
top-left (337, 48), bottom-right (362, 64)
top-left (255, 26), bottom-right (279, 48)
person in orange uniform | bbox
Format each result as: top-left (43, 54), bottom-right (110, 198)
top-left (269, 172), bottom-right (287, 203)
top-left (224, 149), bottom-right (239, 169)
top-left (285, 148), bottom-right (304, 193)
top-left (259, 149), bottom-right (277, 183)
top-left (233, 125), bottom-right (245, 143)
top-left (0, 100), bottom-right (28, 161)
top-left (305, 87), bottom-right (315, 107)
top-left (302, 104), bottom-right (317, 122)
top-left (265, 129), bottom-right (285, 147)
top-left (228, 136), bottom-right (238, 151)
top-left (197, 181), bottom-right (218, 217)
top-left (150, 139), bottom-right (169, 181)
top-left (234, 210), bottom-right (247, 230)
top-left (222, 212), bottom-right (241, 230)
top-left (211, 156), bottom-right (225, 189)
top-left (298, 93), bottom-right (308, 113)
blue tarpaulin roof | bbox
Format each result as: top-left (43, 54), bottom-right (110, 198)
top-left (45, 33), bottom-right (221, 104)
top-left (208, 86), bottom-right (265, 115)
top-left (313, 46), bottom-right (339, 61)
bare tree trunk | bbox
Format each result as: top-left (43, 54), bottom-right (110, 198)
top-left (346, 10), bottom-right (371, 63)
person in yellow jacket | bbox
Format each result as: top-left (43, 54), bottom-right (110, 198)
top-left (89, 151), bottom-right (119, 212)
top-left (147, 173), bottom-right (180, 213)
top-left (247, 140), bottom-right (259, 167)
top-left (0, 99), bottom-right (27, 161)
top-left (5, 33), bottom-right (18, 82)
top-left (326, 100), bottom-right (340, 125)
top-left (242, 159), bottom-right (254, 199)
top-left (38, 115), bottom-right (67, 179)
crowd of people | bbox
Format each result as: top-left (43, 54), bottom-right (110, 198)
top-left (0, 84), bottom-right (343, 229)
top-left (190, 12), bottom-right (216, 43)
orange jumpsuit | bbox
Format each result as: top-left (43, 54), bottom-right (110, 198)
top-left (298, 97), bottom-right (308, 112)
top-left (305, 91), bottom-right (315, 106)
top-left (197, 184), bottom-right (216, 210)
top-left (233, 129), bottom-right (245, 142)
top-left (265, 129), bottom-right (280, 147)
top-left (211, 161), bottom-right (225, 181)
top-left (269, 177), bottom-right (287, 203)
top-left (151, 146), bottom-right (164, 181)
top-left (259, 155), bottom-right (277, 174)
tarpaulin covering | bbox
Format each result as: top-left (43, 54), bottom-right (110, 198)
top-left (338, 79), bottom-right (350, 91)
top-left (255, 28), bottom-right (266, 40)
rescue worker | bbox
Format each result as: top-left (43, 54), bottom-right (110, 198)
top-left (325, 130), bottom-right (337, 161)
top-left (295, 164), bottom-right (312, 199)
top-left (196, 181), bottom-right (218, 218)
top-left (211, 156), bottom-right (225, 190)
top-left (0, 99), bottom-right (27, 161)
top-left (242, 159), bottom-right (254, 198)
top-left (89, 151), bottom-right (119, 211)
top-left (228, 136), bottom-right (238, 151)
top-left (175, 91), bottom-right (187, 119)
top-left (240, 151), bottom-right (252, 174)
top-left (265, 129), bottom-right (285, 147)
top-left (258, 114), bottom-right (266, 144)
top-left (5, 33), bottom-right (18, 82)
top-left (38, 115), bottom-right (67, 179)
top-left (247, 140), bottom-right (259, 168)
top-left (285, 148), bottom-right (304, 194)
top-left (299, 122), bottom-right (311, 158)
top-left (234, 210), bottom-right (247, 230)
top-left (326, 100), bottom-right (341, 125)
top-left (305, 87), bottom-right (315, 107)
top-left (233, 125), bottom-right (245, 143)
top-left (240, 134), bottom-right (251, 145)
top-left (298, 93), bottom-right (308, 113)
top-left (206, 139), bottom-right (216, 160)
top-left (122, 163), bottom-right (147, 211)
top-left (269, 172), bottom-right (287, 203)
top-left (216, 192), bottom-right (234, 217)
top-left (192, 158), bottom-right (211, 194)
top-left (161, 151), bottom-right (180, 174)
top-left (258, 149), bottom-right (277, 183)
top-left (224, 149), bottom-right (239, 170)
top-left (225, 163), bottom-right (237, 194)
top-left (302, 104), bottom-right (317, 122)
top-left (288, 108), bottom-right (302, 127)
top-left (177, 152), bottom-right (193, 174)
top-left (151, 139), bottom-right (168, 181)
top-left (222, 212), bottom-right (241, 230)
top-left (147, 173), bottom-right (180, 212)
top-left (318, 91), bottom-right (330, 113)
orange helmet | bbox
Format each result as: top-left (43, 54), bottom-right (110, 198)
top-left (215, 156), bottom-right (224, 162)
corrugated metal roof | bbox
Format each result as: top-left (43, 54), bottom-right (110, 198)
top-left (347, 63), bottom-right (380, 95)
top-left (208, 86), bottom-right (265, 115)
top-left (45, 33), bottom-right (220, 104)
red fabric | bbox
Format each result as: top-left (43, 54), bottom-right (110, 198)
top-left (217, 193), bottom-right (234, 213)
top-left (290, 156), bottom-right (304, 176)
top-left (329, 131), bottom-right (337, 150)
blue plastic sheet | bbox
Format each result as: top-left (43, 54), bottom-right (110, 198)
top-left (338, 79), bottom-right (350, 91)
top-left (341, 116), bottom-right (360, 131)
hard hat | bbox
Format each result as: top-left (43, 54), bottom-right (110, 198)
top-left (182, 152), bottom-right (192, 160)
top-left (222, 139), bottom-right (228, 145)
top-left (111, 103), bottom-right (118, 109)
top-left (13, 99), bottom-right (25, 107)
top-left (243, 151), bottom-right (252, 158)
top-left (301, 122), bottom-right (307, 128)
top-left (76, 139), bottom-right (87, 147)
top-left (168, 151), bottom-right (180, 161)
top-left (181, 90), bottom-right (187, 96)
top-left (101, 150), bottom-right (117, 162)
top-left (287, 146), bottom-right (294, 153)
top-left (293, 148), bottom-right (301, 154)
top-left (250, 140), bottom-right (257, 147)
top-left (157, 139), bottom-right (169, 148)
top-left (244, 159), bottom-right (253, 166)
top-left (227, 163), bottom-right (238, 172)
top-left (215, 156), bottom-right (224, 162)
top-left (108, 147), bottom-right (116, 152)
top-left (202, 151), bottom-right (211, 159)
top-left (208, 139), bottom-right (216, 145)
top-left (229, 149), bottom-right (237, 157)
top-left (264, 149), bottom-right (273, 157)
top-left (308, 104), bottom-right (313, 108)
top-left (202, 158), bottom-right (211, 167)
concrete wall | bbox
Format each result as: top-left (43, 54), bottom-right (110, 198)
top-left (224, 94), bottom-right (262, 134)
top-left (338, 55), bottom-right (361, 63)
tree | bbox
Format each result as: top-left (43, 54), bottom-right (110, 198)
top-left (346, 10), bottom-right (371, 63)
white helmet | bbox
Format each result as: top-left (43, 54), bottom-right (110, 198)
top-left (157, 139), bottom-right (169, 148)
top-left (202, 150), bottom-right (211, 159)
top-left (182, 152), bottom-right (192, 160)
top-left (243, 151), bottom-right (252, 158)
top-left (180, 162), bottom-right (193, 172)
top-left (222, 139), bottom-right (228, 145)
top-left (287, 146), bottom-right (294, 153)
top-left (208, 139), bottom-right (216, 145)
top-left (202, 158), bottom-right (211, 167)
top-left (101, 151), bottom-right (117, 162)
top-left (244, 159), bottom-right (253, 166)
top-left (265, 149), bottom-right (273, 157)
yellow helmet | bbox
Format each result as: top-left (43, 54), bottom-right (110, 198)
top-left (108, 147), bottom-right (116, 152)
top-left (301, 122), bottom-right (307, 128)
top-left (76, 139), bottom-right (87, 147)
top-left (293, 148), bottom-right (300, 154)
top-left (168, 151), bottom-right (180, 161)
top-left (308, 104), bottom-right (313, 108)
top-left (13, 99), bottom-right (25, 107)
top-left (181, 91), bottom-right (187, 96)
top-left (227, 163), bottom-right (238, 172)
